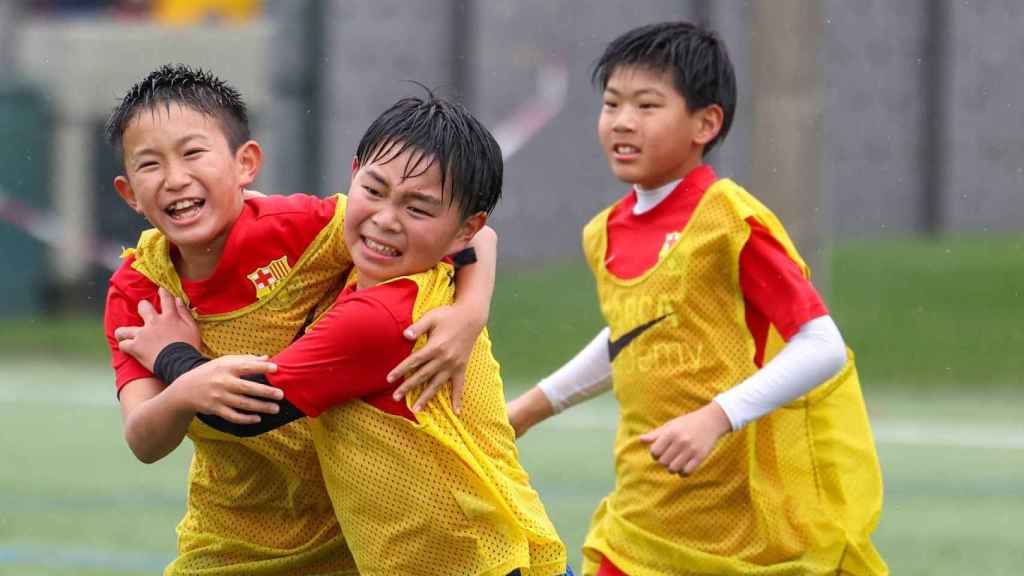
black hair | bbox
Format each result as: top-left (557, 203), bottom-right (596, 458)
top-left (592, 21), bottom-right (737, 154)
top-left (104, 64), bottom-right (250, 159)
top-left (355, 90), bottom-right (503, 220)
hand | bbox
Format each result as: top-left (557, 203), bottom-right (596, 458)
top-left (638, 401), bottom-right (733, 476)
top-left (169, 355), bottom-right (283, 424)
top-left (387, 303), bottom-right (486, 413)
top-left (115, 287), bottom-right (201, 372)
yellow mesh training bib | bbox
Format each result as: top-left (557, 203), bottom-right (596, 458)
top-left (311, 263), bottom-right (566, 576)
top-left (579, 180), bottom-right (887, 576)
top-left (126, 195), bottom-right (358, 576)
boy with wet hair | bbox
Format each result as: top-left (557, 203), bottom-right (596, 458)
top-left (118, 92), bottom-right (571, 576)
top-left (508, 22), bottom-right (887, 576)
top-left (105, 64), bottom-right (497, 575)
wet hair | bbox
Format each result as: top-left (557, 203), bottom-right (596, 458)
top-left (592, 21), bottom-right (737, 154)
top-left (104, 64), bottom-right (250, 159)
top-left (355, 90), bottom-right (503, 220)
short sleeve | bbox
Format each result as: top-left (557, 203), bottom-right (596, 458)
top-left (739, 218), bottom-right (828, 340)
top-left (269, 283), bottom-right (413, 416)
top-left (104, 274), bottom-right (159, 394)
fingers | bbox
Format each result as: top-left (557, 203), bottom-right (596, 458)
top-left (137, 299), bottom-right (156, 322)
top-left (223, 391), bottom-right (281, 415)
top-left (114, 326), bottom-right (140, 342)
top-left (391, 356), bottom-right (441, 399)
top-left (227, 357), bottom-right (279, 377)
top-left (402, 313), bottom-right (437, 341)
top-left (450, 369), bottom-right (466, 414)
top-left (413, 368), bottom-right (451, 413)
top-left (387, 349), bottom-right (428, 385)
top-left (236, 379), bottom-right (284, 401)
top-left (174, 296), bottom-right (193, 323)
top-left (157, 287), bottom-right (175, 316)
top-left (215, 406), bottom-right (262, 425)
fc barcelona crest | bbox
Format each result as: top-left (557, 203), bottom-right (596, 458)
top-left (247, 256), bottom-right (292, 299)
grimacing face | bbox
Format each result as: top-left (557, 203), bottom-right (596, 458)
top-left (344, 148), bottom-right (483, 289)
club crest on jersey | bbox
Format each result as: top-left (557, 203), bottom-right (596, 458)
top-left (247, 256), bottom-right (292, 299)
top-left (658, 232), bottom-right (682, 259)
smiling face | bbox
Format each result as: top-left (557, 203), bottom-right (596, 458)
top-left (113, 103), bottom-right (260, 266)
top-left (598, 66), bottom-right (721, 189)
top-left (344, 146), bottom-right (485, 289)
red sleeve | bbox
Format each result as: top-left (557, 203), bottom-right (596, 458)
top-left (740, 218), bottom-right (828, 341)
top-left (104, 264), bottom-right (160, 394)
top-left (268, 280), bottom-right (416, 417)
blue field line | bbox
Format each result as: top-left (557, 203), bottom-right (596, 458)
top-left (0, 543), bottom-right (171, 572)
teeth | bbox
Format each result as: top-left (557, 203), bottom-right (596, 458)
top-left (615, 145), bottom-right (639, 154)
top-left (365, 237), bottom-right (400, 257)
top-left (166, 199), bottom-right (201, 212)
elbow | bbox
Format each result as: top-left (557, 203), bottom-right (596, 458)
top-left (123, 423), bottom-right (169, 464)
top-left (821, 329), bottom-right (848, 380)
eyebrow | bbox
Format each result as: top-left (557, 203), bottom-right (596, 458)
top-left (405, 191), bottom-right (443, 206)
top-left (364, 167), bottom-right (391, 188)
top-left (131, 133), bottom-right (210, 160)
top-left (604, 86), bottom-right (665, 98)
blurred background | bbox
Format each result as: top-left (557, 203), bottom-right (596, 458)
top-left (0, 1), bottom-right (1021, 574)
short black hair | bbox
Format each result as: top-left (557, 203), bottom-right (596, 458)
top-left (592, 21), bottom-right (736, 154)
top-left (355, 91), bottom-right (503, 220)
top-left (104, 64), bottom-right (250, 159)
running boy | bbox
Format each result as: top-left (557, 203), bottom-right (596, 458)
top-left (117, 93), bottom-right (570, 576)
top-left (507, 22), bottom-right (887, 576)
top-left (104, 64), bottom-right (496, 575)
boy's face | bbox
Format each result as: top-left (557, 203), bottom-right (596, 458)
top-left (344, 147), bottom-right (484, 288)
top-left (598, 66), bottom-right (719, 189)
top-left (113, 103), bottom-right (260, 254)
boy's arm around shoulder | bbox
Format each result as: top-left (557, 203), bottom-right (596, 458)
top-left (389, 225), bottom-right (498, 413)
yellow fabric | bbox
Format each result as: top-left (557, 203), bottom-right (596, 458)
top-left (579, 180), bottom-right (887, 576)
top-left (125, 195), bottom-right (358, 576)
top-left (311, 263), bottom-right (566, 576)
top-left (153, 0), bottom-right (262, 24)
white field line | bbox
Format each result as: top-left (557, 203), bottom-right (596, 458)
top-left (3, 381), bottom-right (1023, 451)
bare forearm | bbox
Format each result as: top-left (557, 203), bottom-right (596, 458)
top-left (507, 386), bottom-right (556, 437)
top-left (120, 378), bottom-right (194, 464)
top-left (453, 225), bottom-right (497, 323)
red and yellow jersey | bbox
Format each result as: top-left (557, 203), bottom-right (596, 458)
top-left (104, 194), bottom-right (358, 576)
top-left (580, 180), bottom-right (886, 576)
top-left (310, 264), bottom-right (566, 576)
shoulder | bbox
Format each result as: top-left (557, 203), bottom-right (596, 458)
top-left (247, 193), bottom-right (341, 227)
top-left (345, 278), bottom-right (419, 328)
top-left (108, 254), bottom-right (158, 300)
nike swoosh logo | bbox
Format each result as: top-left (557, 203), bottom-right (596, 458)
top-left (607, 313), bottom-right (672, 361)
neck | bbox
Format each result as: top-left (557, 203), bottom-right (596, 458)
top-left (175, 233), bottom-right (230, 281)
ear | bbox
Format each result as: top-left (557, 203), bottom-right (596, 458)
top-left (114, 175), bottom-right (142, 213)
top-left (350, 155), bottom-right (360, 177)
top-left (449, 212), bottom-right (488, 253)
top-left (693, 104), bottom-right (724, 147)
top-left (235, 140), bottom-right (263, 188)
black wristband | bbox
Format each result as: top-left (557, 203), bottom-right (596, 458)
top-left (450, 246), bottom-right (477, 270)
top-left (153, 342), bottom-right (209, 385)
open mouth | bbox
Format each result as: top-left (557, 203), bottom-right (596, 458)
top-left (363, 236), bottom-right (401, 258)
top-left (164, 198), bottom-right (206, 221)
top-left (612, 143), bottom-right (641, 159)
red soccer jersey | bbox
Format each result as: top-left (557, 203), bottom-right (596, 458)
top-left (268, 279), bottom-right (418, 420)
top-left (603, 165), bottom-right (827, 366)
top-left (104, 194), bottom-right (339, 393)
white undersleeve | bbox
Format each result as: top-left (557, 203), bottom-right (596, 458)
top-left (713, 315), bottom-right (847, 430)
top-left (536, 316), bottom-right (847, 429)
top-left (537, 327), bottom-right (613, 413)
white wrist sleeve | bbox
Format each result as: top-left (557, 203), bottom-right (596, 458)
top-left (714, 315), bottom-right (847, 431)
top-left (537, 327), bottom-right (613, 413)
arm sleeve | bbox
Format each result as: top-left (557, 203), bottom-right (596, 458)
top-left (268, 290), bottom-right (410, 417)
top-left (152, 342), bottom-right (305, 436)
top-left (713, 315), bottom-right (847, 431)
top-left (537, 327), bottom-right (613, 413)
